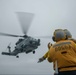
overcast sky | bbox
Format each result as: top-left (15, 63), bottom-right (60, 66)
top-left (0, 0), bottom-right (76, 75)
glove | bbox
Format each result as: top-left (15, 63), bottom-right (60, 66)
top-left (37, 57), bottom-right (45, 63)
top-left (48, 42), bottom-right (52, 49)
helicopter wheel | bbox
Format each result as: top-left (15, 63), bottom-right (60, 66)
top-left (16, 55), bottom-right (19, 58)
top-left (33, 51), bottom-right (35, 54)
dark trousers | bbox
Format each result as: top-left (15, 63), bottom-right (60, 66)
top-left (58, 70), bottom-right (76, 75)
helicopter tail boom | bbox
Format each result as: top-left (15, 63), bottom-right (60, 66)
top-left (2, 52), bottom-right (19, 58)
top-left (2, 52), bottom-right (11, 55)
top-left (1, 52), bottom-right (16, 56)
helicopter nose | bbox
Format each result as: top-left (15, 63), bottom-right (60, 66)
top-left (38, 39), bottom-right (40, 45)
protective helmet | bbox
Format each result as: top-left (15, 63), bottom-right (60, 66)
top-left (52, 29), bottom-right (66, 42)
top-left (64, 29), bottom-right (72, 39)
top-left (63, 29), bottom-right (76, 43)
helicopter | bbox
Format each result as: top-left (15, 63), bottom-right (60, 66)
top-left (0, 12), bottom-right (41, 58)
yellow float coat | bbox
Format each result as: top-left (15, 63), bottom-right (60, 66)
top-left (47, 40), bottom-right (76, 72)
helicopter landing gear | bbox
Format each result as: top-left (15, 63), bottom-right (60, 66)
top-left (16, 55), bottom-right (19, 58)
top-left (33, 51), bottom-right (35, 54)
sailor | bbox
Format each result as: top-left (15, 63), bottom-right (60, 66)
top-left (38, 29), bottom-right (76, 63)
top-left (47, 29), bottom-right (76, 75)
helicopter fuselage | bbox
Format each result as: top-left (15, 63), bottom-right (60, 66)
top-left (2, 36), bottom-right (40, 57)
top-left (15, 36), bottom-right (40, 53)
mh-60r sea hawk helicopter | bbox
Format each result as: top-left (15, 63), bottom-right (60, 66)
top-left (0, 12), bottom-right (41, 58)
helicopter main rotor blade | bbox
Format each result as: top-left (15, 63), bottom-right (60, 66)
top-left (34, 35), bottom-right (52, 39)
top-left (16, 12), bottom-right (35, 35)
top-left (0, 32), bottom-right (23, 37)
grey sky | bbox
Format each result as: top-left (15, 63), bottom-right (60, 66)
top-left (0, 0), bottom-right (76, 74)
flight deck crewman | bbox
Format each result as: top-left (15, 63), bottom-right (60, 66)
top-left (38, 29), bottom-right (76, 63)
top-left (47, 29), bottom-right (76, 75)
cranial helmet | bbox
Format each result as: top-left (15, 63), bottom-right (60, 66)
top-left (64, 29), bottom-right (72, 39)
top-left (52, 29), bottom-right (66, 42)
